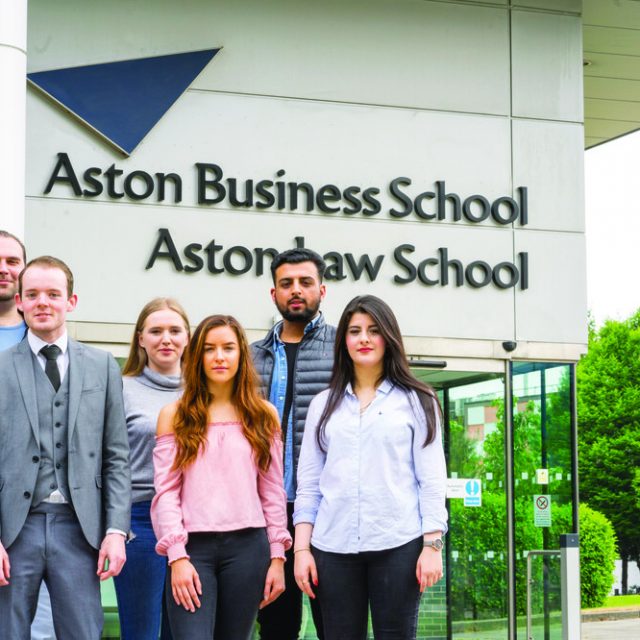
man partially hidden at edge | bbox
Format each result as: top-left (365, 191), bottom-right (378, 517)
top-left (0, 231), bottom-right (57, 640)
top-left (0, 255), bottom-right (131, 639)
top-left (252, 248), bottom-right (335, 640)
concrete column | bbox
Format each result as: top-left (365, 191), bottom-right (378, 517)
top-left (0, 0), bottom-right (28, 236)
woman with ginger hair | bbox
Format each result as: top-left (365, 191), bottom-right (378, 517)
top-left (151, 315), bottom-right (291, 640)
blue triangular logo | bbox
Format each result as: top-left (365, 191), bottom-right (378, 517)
top-left (28, 49), bottom-right (221, 156)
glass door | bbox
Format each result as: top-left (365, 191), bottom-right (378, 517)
top-left (509, 362), bottom-right (578, 640)
top-left (414, 361), bottom-right (578, 640)
top-left (414, 369), bottom-right (509, 640)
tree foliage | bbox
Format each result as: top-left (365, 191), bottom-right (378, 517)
top-left (483, 398), bottom-right (541, 483)
top-left (577, 310), bottom-right (640, 570)
top-left (448, 418), bottom-right (482, 478)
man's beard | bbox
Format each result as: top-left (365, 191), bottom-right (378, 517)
top-left (277, 298), bottom-right (320, 323)
top-left (0, 289), bottom-right (16, 303)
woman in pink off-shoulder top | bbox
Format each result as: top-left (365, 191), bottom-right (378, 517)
top-left (151, 315), bottom-right (291, 640)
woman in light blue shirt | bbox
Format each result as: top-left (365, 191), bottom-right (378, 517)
top-left (293, 295), bottom-right (448, 640)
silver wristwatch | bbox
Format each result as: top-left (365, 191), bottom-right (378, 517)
top-left (423, 538), bottom-right (444, 551)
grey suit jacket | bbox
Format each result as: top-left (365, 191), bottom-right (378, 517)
top-left (0, 337), bottom-right (131, 550)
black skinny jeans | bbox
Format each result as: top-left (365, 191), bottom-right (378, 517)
top-left (313, 537), bottom-right (423, 640)
top-left (166, 528), bottom-right (270, 640)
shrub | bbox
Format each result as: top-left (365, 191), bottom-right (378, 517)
top-left (449, 499), bottom-right (616, 618)
top-left (551, 503), bottom-right (617, 608)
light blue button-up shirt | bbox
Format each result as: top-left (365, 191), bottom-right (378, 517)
top-left (269, 314), bottom-right (321, 502)
top-left (294, 379), bottom-right (448, 553)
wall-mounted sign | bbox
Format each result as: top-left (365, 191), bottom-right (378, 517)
top-left (534, 494), bottom-right (551, 527)
top-left (446, 478), bottom-right (482, 507)
top-left (42, 153), bottom-right (533, 291)
top-left (536, 468), bottom-right (549, 484)
top-left (44, 153), bottom-right (529, 226)
top-left (28, 51), bottom-right (221, 155)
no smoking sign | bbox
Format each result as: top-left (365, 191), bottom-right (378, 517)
top-left (534, 494), bottom-right (551, 527)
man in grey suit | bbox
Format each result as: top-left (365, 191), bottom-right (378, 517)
top-left (0, 255), bottom-right (131, 639)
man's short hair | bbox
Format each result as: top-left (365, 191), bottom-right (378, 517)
top-left (19, 256), bottom-right (74, 297)
top-left (270, 248), bottom-right (326, 284)
top-left (0, 230), bottom-right (27, 263)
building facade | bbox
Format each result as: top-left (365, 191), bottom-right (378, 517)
top-left (6, 0), bottom-right (629, 638)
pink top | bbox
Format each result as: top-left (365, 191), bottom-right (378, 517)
top-left (151, 421), bottom-right (292, 563)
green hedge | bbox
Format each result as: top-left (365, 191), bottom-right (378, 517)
top-left (449, 498), bottom-right (616, 619)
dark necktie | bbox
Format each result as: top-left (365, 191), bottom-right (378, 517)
top-left (40, 344), bottom-right (61, 391)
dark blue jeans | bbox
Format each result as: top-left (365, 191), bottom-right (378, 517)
top-left (166, 528), bottom-right (270, 640)
top-left (313, 537), bottom-right (423, 640)
top-left (113, 500), bottom-right (172, 640)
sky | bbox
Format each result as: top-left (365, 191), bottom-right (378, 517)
top-left (585, 131), bottom-right (640, 328)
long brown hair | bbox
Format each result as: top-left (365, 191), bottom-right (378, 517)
top-left (173, 315), bottom-right (280, 471)
top-left (317, 295), bottom-right (441, 451)
top-left (122, 298), bottom-right (190, 376)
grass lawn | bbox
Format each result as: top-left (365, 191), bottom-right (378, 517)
top-left (602, 594), bottom-right (640, 608)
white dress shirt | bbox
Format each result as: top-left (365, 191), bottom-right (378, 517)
top-left (28, 329), bottom-right (69, 382)
top-left (294, 379), bottom-right (448, 553)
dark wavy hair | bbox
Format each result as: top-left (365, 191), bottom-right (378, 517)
top-left (316, 295), bottom-right (441, 451)
top-left (172, 315), bottom-right (280, 471)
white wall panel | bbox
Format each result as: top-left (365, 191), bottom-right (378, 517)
top-left (511, 10), bottom-right (583, 122)
top-left (27, 0), bottom-right (510, 116)
top-left (512, 119), bottom-right (584, 232)
top-left (514, 230), bottom-right (587, 344)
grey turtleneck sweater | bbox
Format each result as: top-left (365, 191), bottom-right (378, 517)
top-left (123, 366), bottom-right (182, 503)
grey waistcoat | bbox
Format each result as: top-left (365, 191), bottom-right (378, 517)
top-left (32, 356), bottom-right (71, 507)
top-left (250, 316), bottom-right (336, 490)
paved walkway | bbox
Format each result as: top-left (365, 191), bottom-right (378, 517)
top-left (582, 617), bottom-right (640, 639)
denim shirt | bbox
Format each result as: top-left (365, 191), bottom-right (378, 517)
top-left (269, 314), bottom-right (322, 502)
top-left (293, 380), bottom-right (448, 553)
